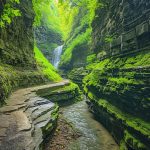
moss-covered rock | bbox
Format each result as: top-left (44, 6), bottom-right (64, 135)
top-left (68, 67), bottom-right (88, 88)
top-left (0, 0), bottom-right (62, 106)
top-left (0, 64), bottom-right (48, 106)
top-left (82, 1), bottom-right (150, 149)
top-left (0, 0), bottom-right (36, 68)
top-left (83, 37), bottom-right (150, 150)
top-left (37, 82), bottom-right (82, 105)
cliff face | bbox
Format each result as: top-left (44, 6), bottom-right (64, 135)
top-left (83, 0), bottom-right (150, 149)
top-left (92, 0), bottom-right (150, 55)
top-left (59, 5), bottom-right (92, 71)
top-left (0, 0), bottom-right (60, 105)
top-left (35, 25), bottom-right (62, 62)
top-left (34, 1), bottom-right (62, 63)
top-left (0, 0), bottom-right (36, 68)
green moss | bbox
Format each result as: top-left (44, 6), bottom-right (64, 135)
top-left (86, 54), bottom-right (96, 64)
top-left (124, 52), bottom-right (150, 68)
top-left (86, 51), bottom-right (150, 73)
top-left (108, 77), bottom-right (135, 84)
top-left (51, 105), bottom-right (59, 120)
top-left (34, 45), bottom-right (62, 81)
top-left (59, 0), bottom-right (100, 68)
top-left (0, 0), bottom-right (21, 28)
top-left (41, 104), bottom-right (59, 139)
top-left (51, 82), bottom-right (82, 99)
top-left (86, 62), bottom-right (98, 71)
top-left (120, 140), bottom-right (128, 150)
top-left (124, 130), bottom-right (146, 150)
top-left (97, 99), bottom-right (150, 138)
top-left (62, 82), bottom-right (79, 92)
top-left (88, 58), bottom-right (110, 70)
top-left (83, 51), bottom-right (149, 96)
top-left (37, 81), bottom-right (82, 103)
top-left (87, 92), bottom-right (95, 100)
top-left (0, 65), bottom-right (17, 105)
top-left (60, 28), bottom-right (92, 67)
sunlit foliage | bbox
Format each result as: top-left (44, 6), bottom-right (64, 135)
top-left (59, 0), bottom-right (100, 67)
top-left (32, 0), bottom-right (61, 34)
top-left (34, 45), bottom-right (62, 81)
top-left (0, 0), bottom-right (21, 28)
top-left (58, 0), bottom-right (78, 41)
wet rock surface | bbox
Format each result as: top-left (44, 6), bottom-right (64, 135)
top-left (46, 100), bottom-right (119, 150)
top-left (45, 115), bottom-right (81, 150)
top-left (0, 80), bottom-right (70, 150)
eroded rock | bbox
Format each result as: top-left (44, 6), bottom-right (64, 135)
top-left (0, 80), bottom-right (73, 150)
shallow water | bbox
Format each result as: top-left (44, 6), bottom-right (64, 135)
top-left (62, 99), bottom-right (119, 150)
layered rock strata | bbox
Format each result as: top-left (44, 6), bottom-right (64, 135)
top-left (83, 0), bottom-right (150, 149)
top-left (0, 80), bottom-right (80, 150)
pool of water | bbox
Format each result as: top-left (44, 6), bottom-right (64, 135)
top-left (62, 98), bottom-right (119, 150)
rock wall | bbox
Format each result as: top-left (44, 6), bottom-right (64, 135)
top-left (35, 25), bottom-right (62, 62)
top-left (0, 0), bottom-right (49, 105)
top-left (0, 0), bottom-right (36, 68)
top-left (92, 0), bottom-right (150, 56)
top-left (83, 0), bottom-right (150, 149)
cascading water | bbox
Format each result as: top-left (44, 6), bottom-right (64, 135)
top-left (52, 45), bottom-right (63, 69)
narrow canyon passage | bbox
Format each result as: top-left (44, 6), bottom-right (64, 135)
top-left (1, 0), bottom-right (149, 149)
top-left (49, 46), bottom-right (119, 150)
top-left (60, 98), bottom-right (119, 150)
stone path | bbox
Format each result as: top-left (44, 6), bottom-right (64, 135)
top-left (0, 80), bottom-right (70, 150)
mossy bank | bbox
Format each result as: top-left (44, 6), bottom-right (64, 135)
top-left (0, 0), bottom-right (62, 106)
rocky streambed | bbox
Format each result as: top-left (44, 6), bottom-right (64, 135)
top-left (0, 79), bottom-right (119, 150)
top-left (46, 97), bottom-right (119, 150)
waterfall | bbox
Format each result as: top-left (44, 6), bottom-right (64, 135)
top-left (52, 45), bottom-right (63, 69)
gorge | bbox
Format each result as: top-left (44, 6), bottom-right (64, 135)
top-left (0, 0), bottom-right (150, 150)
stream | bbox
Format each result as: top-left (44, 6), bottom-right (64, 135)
top-left (51, 46), bottom-right (119, 150)
top-left (62, 97), bottom-right (119, 150)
